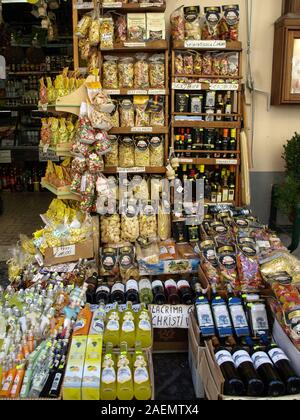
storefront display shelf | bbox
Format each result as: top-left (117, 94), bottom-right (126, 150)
top-left (101, 2), bottom-right (166, 12)
top-left (41, 179), bottom-right (81, 201)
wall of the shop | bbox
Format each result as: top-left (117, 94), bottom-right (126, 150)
top-left (166, 0), bottom-right (300, 222)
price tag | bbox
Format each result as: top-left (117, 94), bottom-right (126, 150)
top-left (140, 2), bottom-right (163, 7)
top-left (131, 127), bottom-right (153, 133)
top-left (0, 150), bottom-right (11, 163)
top-left (210, 83), bottom-right (239, 91)
top-left (75, 2), bottom-right (94, 9)
top-left (1, 139), bottom-right (14, 147)
top-left (127, 90), bottom-right (148, 95)
top-left (149, 305), bottom-right (194, 329)
top-left (102, 2), bottom-right (122, 7)
top-left (39, 148), bottom-right (59, 162)
top-left (216, 159), bottom-right (238, 165)
top-left (148, 89), bottom-right (166, 95)
top-left (184, 40), bottom-right (227, 49)
top-left (179, 158), bottom-right (193, 164)
top-left (124, 42), bottom-right (146, 48)
top-left (53, 245), bottom-right (76, 259)
top-left (117, 167), bottom-right (146, 173)
top-left (172, 83), bottom-right (202, 90)
top-left (11, 111), bottom-right (18, 117)
top-left (103, 89), bottom-right (121, 95)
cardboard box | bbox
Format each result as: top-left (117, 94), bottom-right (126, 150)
top-left (44, 239), bottom-right (94, 266)
top-left (82, 336), bottom-right (103, 401)
top-left (63, 336), bottom-right (88, 400)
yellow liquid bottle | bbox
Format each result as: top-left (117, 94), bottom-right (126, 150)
top-left (117, 342), bottom-right (134, 401)
top-left (120, 302), bottom-right (136, 349)
top-left (103, 304), bottom-right (120, 348)
top-left (100, 343), bottom-right (117, 401)
top-left (136, 303), bottom-right (152, 349)
top-left (133, 342), bottom-right (152, 401)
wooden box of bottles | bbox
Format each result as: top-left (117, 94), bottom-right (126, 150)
top-left (44, 239), bottom-right (95, 266)
top-left (188, 312), bottom-right (206, 399)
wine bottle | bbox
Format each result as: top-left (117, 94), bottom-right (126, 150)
top-left (251, 346), bottom-right (286, 397)
top-left (152, 280), bottom-right (167, 305)
top-left (211, 285), bottom-right (233, 338)
top-left (177, 279), bottom-right (193, 305)
top-left (165, 279), bottom-right (180, 305)
top-left (227, 285), bottom-right (250, 338)
top-left (213, 337), bottom-right (245, 396)
top-left (193, 282), bottom-right (215, 337)
top-left (85, 273), bottom-right (98, 304)
top-left (125, 279), bottom-right (140, 305)
top-left (139, 278), bottom-right (153, 305)
top-left (95, 281), bottom-right (110, 305)
top-left (232, 346), bottom-right (264, 397)
top-left (267, 344), bottom-right (300, 395)
top-left (111, 283), bottom-right (126, 305)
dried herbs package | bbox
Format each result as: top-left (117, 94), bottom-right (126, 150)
top-left (217, 245), bottom-right (239, 290)
top-left (237, 245), bottom-right (264, 291)
top-left (203, 7), bottom-right (222, 40)
top-left (220, 5), bottom-right (240, 41)
top-left (184, 6), bottom-right (201, 40)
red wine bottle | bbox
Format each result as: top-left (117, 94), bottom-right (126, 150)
top-left (251, 346), bottom-right (286, 397)
top-left (232, 347), bottom-right (264, 397)
top-left (267, 344), bottom-right (300, 395)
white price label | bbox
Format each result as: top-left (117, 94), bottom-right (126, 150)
top-left (148, 89), bottom-right (166, 95)
top-left (104, 89), bottom-right (121, 95)
top-left (131, 127), bottom-right (153, 133)
top-left (179, 159), bottom-right (193, 164)
top-left (124, 42), bottom-right (146, 48)
top-left (117, 167), bottom-right (146, 173)
top-left (140, 2), bottom-right (163, 7)
top-left (216, 159), bottom-right (238, 165)
top-left (149, 305), bottom-right (193, 329)
top-left (53, 245), bottom-right (76, 259)
top-left (0, 150), bottom-right (11, 164)
top-left (76, 2), bottom-right (94, 9)
top-left (172, 83), bottom-right (202, 91)
top-left (184, 40), bottom-right (227, 49)
top-left (11, 111), bottom-right (18, 118)
top-left (210, 83), bottom-right (239, 91)
top-left (127, 90), bottom-right (148, 95)
top-left (102, 2), bottom-right (122, 7)
top-left (39, 148), bottom-right (59, 162)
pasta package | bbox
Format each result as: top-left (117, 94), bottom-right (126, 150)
top-left (134, 53), bottom-right (149, 89)
top-left (134, 96), bottom-right (150, 127)
top-left (89, 18), bottom-right (101, 46)
top-left (119, 136), bottom-right (135, 167)
top-left (103, 56), bottom-right (119, 89)
top-left (118, 57), bottom-right (134, 89)
top-left (184, 6), bottom-right (201, 40)
top-left (76, 14), bottom-right (92, 38)
top-left (158, 204), bottom-right (171, 241)
top-left (104, 135), bottom-right (119, 167)
top-left (139, 202), bottom-right (157, 239)
top-left (127, 13), bottom-right (146, 41)
top-left (120, 99), bottom-right (135, 128)
top-left (135, 136), bottom-right (150, 167)
top-left (220, 5), bottom-right (240, 41)
top-left (149, 54), bottom-right (165, 89)
top-left (149, 136), bottom-right (164, 167)
top-left (101, 214), bottom-right (121, 244)
top-left (115, 14), bottom-right (127, 43)
top-left (203, 7), bottom-right (222, 40)
top-left (146, 13), bottom-right (166, 40)
top-left (170, 7), bottom-right (185, 41)
top-left (100, 17), bottom-right (114, 49)
top-left (121, 205), bottom-right (140, 243)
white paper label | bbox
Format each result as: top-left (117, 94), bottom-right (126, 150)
top-left (122, 320), bottom-right (135, 332)
top-left (128, 90), bottom-right (148, 95)
top-left (210, 83), bottom-right (239, 91)
top-left (117, 166), bottom-right (146, 173)
top-left (111, 283), bottom-right (125, 293)
top-left (104, 89), bottom-right (121, 95)
top-left (102, 367), bottom-right (116, 385)
top-left (215, 350), bottom-right (233, 367)
top-left (140, 2), bottom-right (162, 7)
top-left (118, 367), bottom-right (132, 384)
top-left (230, 305), bottom-right (248, 328)
top-left (184, 40), bottom-right (227, 49)
top-left (216, 159), bottom-right (238, 165)
top-left (126, 280), bottom-right (138, 292)
top-left (213, 305), bottom-right (231, 328)
top-left (148, 89), bottom-right (166, 95)
top-left (76, 2), bottom-right (94, 9)
top-left (53, 245), bottom-right (76, 259)
top-left (134, 367), bottom-right (149, 384)
top-left (131, 127), bottom-right (153, 133)
top-left (139, 319), bottom-right (151, 331)
top-left (232, 350), bottom-right (253, 368)
top-left (179, 159), bottom-right (193, 164)
top-left (124, 42), bottom-right (146, 48)
top-left (252, 352), bottom-right (273, 370)
top-left (102, 2), bottom-right (122, 8)
top-left (196, 304), bottom-right (214, 327)
top-left (268, 348), bottom-right (290, 364)
top-left (107, 319), bottom-right (120, 331)
top-left (0, 150), bottom-right (12, 164)
top-left (149, 304), bottom-right (193, 329)
top-left (172, 83), bottom-right (202, 91)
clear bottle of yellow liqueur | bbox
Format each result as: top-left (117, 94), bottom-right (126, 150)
top-left (100, 343), bottom-right (117, 401)
top-left (117, 342), bottom-right (134, 400)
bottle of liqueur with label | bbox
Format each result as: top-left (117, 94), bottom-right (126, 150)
top-left (225, 91), bottom-right (233, 121)
top-left (139, 278), bottom-right (153, 305)
top-left (85, 272), bottom-right (98, 304)
top-left (104, 303), bottom-right (120, 347)
top-left (227, 285), bottom-right (250, 338)
top-left (192, 279), bottom-right (216, 337)
top-left (267, 344), bottom-right (300, 395)
top-left (211, 285), bottom-right (233, 338)
top-left (136, 303), bottom-right (152, 349)
top-left (120, 301), bottom-right (136, 349)
top-left (165, 279), bottom-right (180, 305)
top-left (111, 282), bottom-right (126, 305)
top-left (216, 94), bottom-right (224, 121)
top-left (126, 279), bottom-right (140, 305)
top-left (231, 345), bottom-right (264, 397)
top-left (152, 280), bottom-right (167, 305)
top-left (48, 355), bottom-right (67, 398)
top-left (251, 346), bottom-right (286, 397)
top-left (101, 343), bottom-right (117, 401)
top-left (95, 280), bottom-right (110, 305)
top-left (117, 342), bottom-right (134, 401)
top-left (213, 337), bottom-right (245, 396)
top-left (90, 301), bottom-right (106, 335)
top-left (133, 342), bottom-right (152, 401)
top-left (177, 279), bottom-right (193, 305)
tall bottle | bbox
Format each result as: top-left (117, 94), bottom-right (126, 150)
top-left (251, 346), bottom-right (286, 397)
top-left (165, 279), bottom-right (180, 305)
top-left (139, 278), bottom-right (153, 305)
top-left (133, 342), bottom-right (152, 400)
top-left (111, 282), bottom-right (126, 305)
top-left (192, 280), bottom-right (215, 338)
top-left (213, 337), bottom-right (245, 396)
top-left (85, 273), bottom-right (98, 305)
top-left (177, 279), bottom-right (193, 305)
top-left (90, 301), bottom-right (106, 335)
top-left (225, 91), bottom-right (233, 121)
top-left (152, 280), bottom-right (167, 305)
top-left (103, 304), bottom-right (120, 347)
top-left (267, 344), bottom-right (300, 395)
top-left (120, 302), bottom-right (136, 349)
top-left (136, 303), bottom-right (152, 349)
top-left (125, 279), bottom-right (140, 305)
top-left (117, 342), bottom-right (134, 401)
top-left (95, 280), bottom-right (110, 305)
top-left (101, 343), bottom-right (117, 401)
top-left (211, 285), bottom-right (233, 338)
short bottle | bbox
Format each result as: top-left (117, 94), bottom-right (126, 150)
top-left (125, 279), bottom-right (140, 305)
top-left (139, 278), bottom-right (153, 305)
top-left (177, 279), bottom-right (193, 305)
top-left (152, 280), bottom-right (167, 305)
top-left (165, 279), bottom-right (180, 305)
top-left (111, 282), bottom-right (126, 305)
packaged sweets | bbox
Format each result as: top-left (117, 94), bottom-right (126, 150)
top-left (146, 13), bottom-right (166, 40)
top-left (135, 97), bottom-right (150, 127)
top-left (149, 136), bottom-right (164, 167)
top-left (115, 14), bottom-right (127, 43)
top-left (100, 17), bottom-right (114, 49)
top-left (203, 52), bottom-right (213, 75)
top-left (217, 245), bottom-right (240, 290)
top-left (120, 99), bottom-right (135, 128)
top-left (121, 205), bottom-right (140, 243)
top-left (118, 57), bottom-right (134, 89)
top-left (76, 14), bottom-right (92, 38)
top-left (170, 6), bottom-right (185, 41)
top-left (71, 172), bottom-right (82, 194)
top-left (194, 53), bottom-right (203, 75)
top-left (175, 53), bottom-right (184, 75)
top-left (104, 135), bottom-right (119, 167)
top-left (127, 13), bottom-right (146, 41)
top-left (89, 18), bottom-right (101, 46)
top-left (101, 215), bottom-right (121, 244)
top-left (149, 54), bottom-right (165, 89)
top-left (88, 153), bottom-right (104, 174)
top-left (72, 157), bottom-right (87, 175)
top-left (184, 52), bottom-right (194, 75)
top-left (139, 202), bottom-right (157, 239)
top-left (184, 6), bottom-right (201, 40)
top-left (39, 78), bottom-right (48, 104)
top-left (40, 118), bottom-right (51, 146)
top-left (134, 54), bottom-right (150, 89)
top-left (88, 105), bottom-right (113, 131)
top-left (203, 7), bottom-right (222, 40)
top-left (220, 5), bottom-right (240, 41)
top-left (237, 245), bottom-right (264, 291)
top-left (103, 56), bottom-right (119, 89)
top-left (119, 137), bottom-right (135, 167)
top-left (135, 136), bottom-right (150, 167)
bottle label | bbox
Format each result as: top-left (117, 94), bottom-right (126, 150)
top-left (112, 283), bottom-right (125, 294)
top-left (177, 280), bottom-right (190, 289)
top-left (212, 304), bottom-right (233, 337)
top-left (139, 279), bottom-right (152, 291)
top-left (165, 280), bottom-right (177, 289)
top-left (122, 320), bottom-right (135, 333)
top-left (51, 373), bottom-right (62, 392)
top-left (252, 352), bottom-right (273, 370)
top-left (196, 303), bottom-right (215, 336)
top-left (126, 280), bottom-right (138, 292)
top-left (268, 348), bottom-right (290, 364)
top-left (107, 319), bottom-right (119, 331)
top-left (152, 280), bottom-right (163, 289)
top-left (74, 319), bottom-right (85, 332)
top-left (139, 319), bottom-right (151, 332)
top-left (92, 319), bottom-right (105, 334)
top-left (134, 367), bottom-right (149, 385)
top-left (215, 350), bottom-right (233, 367)
top-left (102, 367), bottom-right (116, 385)
top-left (229, 304), bottom-right (250, 337)
top-left (118, 367), bottom-right (132, 384)
top-left (96, 286), bottom-right (110, 294)
top-left (232, 350), bottom-right (253, 368)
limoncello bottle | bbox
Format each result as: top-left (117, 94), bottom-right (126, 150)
top-left (133, 342), bottom-right (152, 401)
top-left (136, 303), bottom-right (152, 348)
top-left (103, 303), bottom-right (120, 347)
top-left (120, 301), bottom-right (136, 348)
top-left (117, 342), bottom-right (134, 400)
top-left (100, 343), bottom-right (117, 401)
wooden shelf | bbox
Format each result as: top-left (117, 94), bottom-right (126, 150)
top-left (173, 74), bottom-right (242, 80)
top-left (101, 2), bottom-right (166, 12)
top-left (41, 179), bottom-right (81, 201)
top-left (8, 71), bottom-right (60, 76)
top-left (109, 127), bottom-right (168, 135)
top-left (172, 40), bottom-right (242, 51)
top-left (103, 166), bottom-right (166, 174)
top-left (205, 200), bottom-right (235, 206)
top-left (173, 121), bottom-right (240, 129)
top-left (178, 157), bottom-right (239, 166)
top-left (101, 40), bottom-right (168, 52)
top-left (175, 150), bottom-right (240, 154)
top-left (103, 88), bottom-right (168, 96)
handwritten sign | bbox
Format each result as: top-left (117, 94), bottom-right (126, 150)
top-left (75, 2), bottom-right (94, 9)
top-left (149, 305), bottom-right (194, 329)
top-left (148, 89), bottom-right (166, 95)
top-left (172, 83), bottom-right (202, 91)
top-left (131, 127), bottom-right (153, 133)
top-left (102, 2), bottom-right (122, 7)
top-left (103, 89), bottom-right (121, 95)
top-left (39, 148), bottom-right (59, 162)
top-left (216, 159), bottom-right (238, 165)
top-left (117, 166), bottom-right (146, 173)
top-left (53, 245), bottom-right (76, 259)
top-left (127, 89), bottom-right (148, 95)
top-left (0, 150), bottom-right (12, 163)
top-left (184, 40), bottom-right (226, 49)
top-left (210, 83), bottom-right (239, 91)
top-left (124, 42), bottom-right (146, 48)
